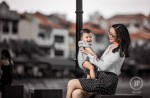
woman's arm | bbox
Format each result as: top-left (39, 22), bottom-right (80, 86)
top-left (87, 52), bottom-right (121, 71)
top-left (81, 47), bottom-right (121, 71)
top-left (0, 59), bottom-right (10, 66)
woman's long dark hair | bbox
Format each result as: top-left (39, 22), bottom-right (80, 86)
top-left (112, 24), bottom-right (131, 58)
top-left (1, 49), bottom-right (11, 59)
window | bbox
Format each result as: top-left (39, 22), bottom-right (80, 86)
top-left (38, 31), bottom-right (50, 39)
top-left (54, 35), bottom-right (64, 43)
top-left (38, 33), bottom-right (45, 39)
top-left (55, 50), bottom-right (64, 56)
top-left (134, 23), bottom-right (140, 28)
top-left (12, 21), bottom-right (18, 34)
top-left (2, 20), bottom-right (9, 33)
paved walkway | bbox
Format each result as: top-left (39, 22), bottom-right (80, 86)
top-left (0, 77), bottom-right (150, 98)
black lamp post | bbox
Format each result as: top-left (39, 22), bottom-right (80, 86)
top-left (73, 0), bottom-right (84, 78)
top-left (76, 0), bottom-right (83, 52)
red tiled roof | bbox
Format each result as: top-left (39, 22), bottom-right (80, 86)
top-left (83, 23), bottom-right (105, 35)
top-left (20, 13), bottom-right (35, 21)
top-left (34, 12), bottom-right (61, 28)
top-left (109, 14), bottom-right (147, 21)
top-left (68, 23), bottom-right (76, 36)
top-left (148, 15), bottom-right (150, 19)
top-left (130, 32), bottom-right (150, 40)
top-left (68, 23), bottom-right (106, 36)
top-left (48, 14), bottom-right (70, 27)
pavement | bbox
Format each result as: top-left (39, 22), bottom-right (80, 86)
top-left (0, 77), bottom-right (150, 98)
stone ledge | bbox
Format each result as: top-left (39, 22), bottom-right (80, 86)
top-left (2, 85), bottom-right (24, 98)
top-left (30, 89), bottom-right (63, 98)
top-left (95, 94), bottom-right (143, 98)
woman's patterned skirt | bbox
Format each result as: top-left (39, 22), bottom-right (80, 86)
top-left (78, 71), bottom-right (118, 95)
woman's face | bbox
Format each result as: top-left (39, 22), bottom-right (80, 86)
top-left (1, 55), bottom-right (7, 60)
top-left (108, 27), bottom-right (118, 43)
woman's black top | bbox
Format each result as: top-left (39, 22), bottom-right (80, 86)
top-left (1, 61), bottom-right (13, 85)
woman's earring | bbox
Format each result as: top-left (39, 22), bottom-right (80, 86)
top-left (117, 39), bottom-right (120, 42)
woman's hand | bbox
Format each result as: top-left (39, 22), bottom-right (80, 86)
top-left (80, 47), bottom-right (89, 55)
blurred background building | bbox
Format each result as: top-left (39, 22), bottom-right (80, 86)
top-left (0, 1), bottom-right (150, 98)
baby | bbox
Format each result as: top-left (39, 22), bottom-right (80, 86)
top-left (78, 29), bottom-right (97, 79)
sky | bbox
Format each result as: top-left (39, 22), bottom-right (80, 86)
top-left (1, 0), bottom-right (150, 22)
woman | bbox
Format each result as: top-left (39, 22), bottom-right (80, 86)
top-left (66, 24), bottom-right (131, 98)
top-left (0, 49), bottom-right (13, 86)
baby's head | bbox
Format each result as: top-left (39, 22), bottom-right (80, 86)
top-left (80, 29), bottom-right (92, 43)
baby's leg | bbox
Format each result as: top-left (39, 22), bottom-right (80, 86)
top-left (86, 73), bottom-right (91, 79)
top-left (82, 61), bottom-right (96, 79)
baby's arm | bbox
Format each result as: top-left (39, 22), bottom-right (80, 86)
top-left (79, 41), bottom-right (97, 59)
top-left (85, 47), bottom-right (97, 59)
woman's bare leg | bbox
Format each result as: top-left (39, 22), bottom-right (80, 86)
top-left (83, 61), bottom-right (96, 79)
top-left (72, 89), bottom-right (93, 98)
top-left (66, 79), bottom-right (83, 98)
top-left (72, 89), bottom-right (85, 98)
